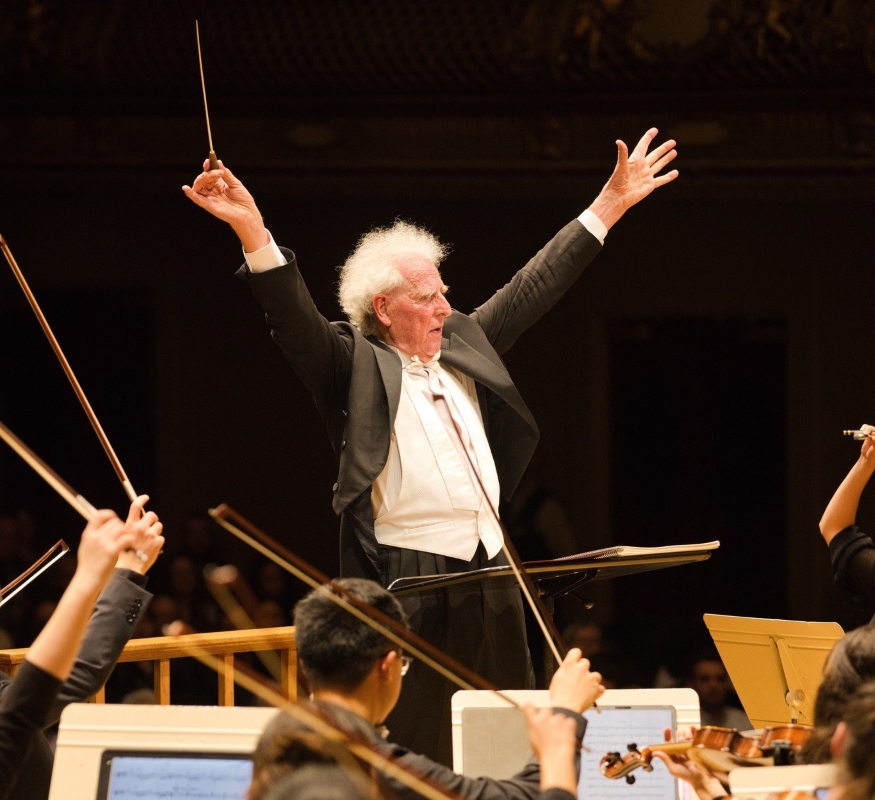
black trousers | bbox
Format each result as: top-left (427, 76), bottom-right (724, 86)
top-left (382, 543), bottom-right (534, 766)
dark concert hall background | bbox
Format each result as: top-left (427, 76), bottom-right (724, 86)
top-left (2, 0), bottom-right (875, 686)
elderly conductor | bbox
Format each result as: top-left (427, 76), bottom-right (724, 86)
top-left (184, 128), bottom-right (677, 763)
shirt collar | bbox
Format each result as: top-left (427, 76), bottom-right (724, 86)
top-left (384, 343), bottom-right (441, 369)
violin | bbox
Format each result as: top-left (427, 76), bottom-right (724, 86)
top-left (599, 724), bottom-right (812, 783)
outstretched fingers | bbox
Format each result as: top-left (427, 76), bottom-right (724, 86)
top-left (653, 168), bottom-right (680, 186)
top-left (646, 138), bottom-right (676, 167)
top-left (650, 148), bottom-right (678, 175)
top-left (631, 127), bottom-right (659, 159)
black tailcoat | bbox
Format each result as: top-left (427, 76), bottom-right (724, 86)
top-left (242, 220), bottom-right (602, 763)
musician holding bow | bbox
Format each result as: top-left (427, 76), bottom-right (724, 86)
top-left (183, 127), bottom-right (678, 764)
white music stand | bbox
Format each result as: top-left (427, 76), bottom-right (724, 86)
top-left (49, 703), bottom-right (279, 800)
top-left (451, 687), bottom-right (700, 778)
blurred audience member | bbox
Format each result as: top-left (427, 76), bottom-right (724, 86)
top-left (179, 514), bottom-right (220, 570)
top-left (685, 648), bottom-right (750, 730)
top-left (254, 562), bottom-right (299, 622)
top-left (166, 554), bottom-right (220, 631)
top-left (563, 621), bottom-right (603, 659)
top-left (501, 455), bottom-right (578, 562)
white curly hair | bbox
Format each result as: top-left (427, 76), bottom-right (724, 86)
top-left (337, 220), bottom-right (449, 336)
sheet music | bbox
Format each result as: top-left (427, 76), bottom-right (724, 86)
top-left (578, 706), bottom-right (677, 800)
top-left (105, 756), bottom-right (252, 800)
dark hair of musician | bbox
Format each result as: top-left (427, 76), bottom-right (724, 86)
top-left (261, 764), bottom-right (376, 800)
top-left (293, 578), bottom-right (410, 691)
top-left (248, 705), bottom-right (376, 800)
top-left (802, 624), bottom-right (875, 764)
top-left (834, 681), bottom-right (875, 800)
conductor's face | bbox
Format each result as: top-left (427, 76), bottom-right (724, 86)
top-left (373, 254), bottom-right (451, 361)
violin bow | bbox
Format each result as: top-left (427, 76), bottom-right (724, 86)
top-left (208, 504), bottom-right (521, 707)
top-left (196, 20), bottom-right (219, 171)
top-left (450, 426), bottom-right (569, 669)
top-left (177, 639), bottom-right (467, 800)
top-left (0, 235), bottom-right (138, 504)
top-left (202, 563), bottom-right (284, 681)
top-left (0, 419), bottom-right (97, 521)
top-left (0, 539), bottom-right (70, 609)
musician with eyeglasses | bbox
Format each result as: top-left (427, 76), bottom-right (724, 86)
top-left (258, 577), bottom-right (604, 800)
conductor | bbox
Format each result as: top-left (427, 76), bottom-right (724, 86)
top-left (183, 128), bottom-right (678, 763)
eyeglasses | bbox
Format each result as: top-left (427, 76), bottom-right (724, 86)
top-left (385, 650), bottom-right (414, 676)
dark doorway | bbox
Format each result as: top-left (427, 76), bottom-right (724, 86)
top-left (607, 317), bottom-right (786, 675)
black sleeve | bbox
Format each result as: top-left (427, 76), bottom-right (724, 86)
top-left (539, 790), bottom-right (576, 800)
top-left (45, 571), bottom-right (153, 727)
top-left (0, 661), bottom-right (61, 800)
top-left (470, 221), bottom-right (601, 356)
top-left (382, 712), bottom-right (586, 800)
top-left (829, 525), bottom-right (875, 610)
top-left (239, 251), bottom-right (353, 418)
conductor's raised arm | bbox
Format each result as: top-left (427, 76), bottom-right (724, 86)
top-left (472, 128), bottom-right (678, 354)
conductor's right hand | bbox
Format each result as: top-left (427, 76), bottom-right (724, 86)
top-left (182, 159), bottom-right (270, 252)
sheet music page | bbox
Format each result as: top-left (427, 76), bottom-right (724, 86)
top-left (578, 706), bottom-right (677, 800)
top-left (106, 756), bottom-right (252, 800)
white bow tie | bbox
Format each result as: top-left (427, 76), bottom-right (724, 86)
top-left (405, 355), bottom-right (440, 372)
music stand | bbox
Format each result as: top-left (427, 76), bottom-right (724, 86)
top-left (389, 541), bottom-right (720, 681)
top-left (704, 613), bottom-right (844, 727)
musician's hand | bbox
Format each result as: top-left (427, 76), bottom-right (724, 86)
top-left (860, 424), bottom-right (875, 462)
top-left (523, 705), bottom-right (578, 793)
top-left (549, 647), bottom-right (605, 713)
top-left (650, 751), bottom-right (727, 800)
top-left (116, 495), bottom-right (165, 575)
top-left (182, 160), bottom-right (270, 252)
top-left (74, 510), bottom-right (136, 593)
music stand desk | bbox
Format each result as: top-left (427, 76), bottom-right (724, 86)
top-left (388, 543), bottom-right (718, 683)
top-left (388, 543), bottom-right (719, 599)
top-left (704, 613), bottom-right (844, 728)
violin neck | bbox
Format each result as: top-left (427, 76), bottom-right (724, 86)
top-left (643, 742), bottom-right (692, 759)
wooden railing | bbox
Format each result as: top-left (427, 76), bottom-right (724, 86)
top-left (0, 626), bottom-right (297, 706)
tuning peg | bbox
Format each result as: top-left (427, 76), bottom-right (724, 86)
top-left (627, 743), bottom-right (638, 752)
top-left (625, 775), bottom-right (636, 785)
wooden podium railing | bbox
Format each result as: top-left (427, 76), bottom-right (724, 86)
top-left (0, 626), bottom-right (297, 706)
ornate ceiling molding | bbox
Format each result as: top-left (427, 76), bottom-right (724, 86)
top-left (2, 0), bottom-right (874, 103)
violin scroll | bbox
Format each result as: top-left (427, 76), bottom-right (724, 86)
top-left (599, 743), bottom-right (659, 780)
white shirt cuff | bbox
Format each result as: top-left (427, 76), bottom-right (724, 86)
top-left (244, 231), bottom-right (286, 273)
top-left (577, 209), bottom-right (607, 245)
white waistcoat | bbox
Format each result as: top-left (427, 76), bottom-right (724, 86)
top-left (371, 364), bottom-right (504, 561)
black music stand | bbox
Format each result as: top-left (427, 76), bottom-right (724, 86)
top-left (388, 541), bottom-right (720, 681)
